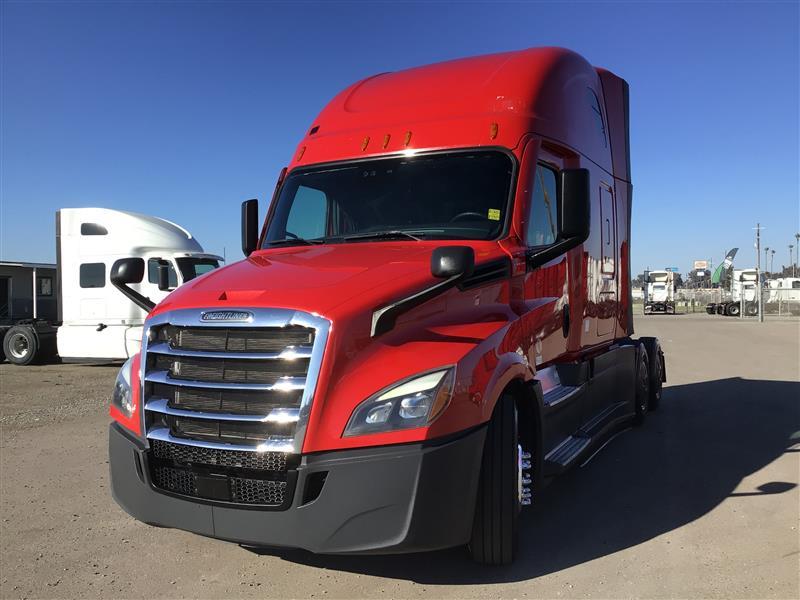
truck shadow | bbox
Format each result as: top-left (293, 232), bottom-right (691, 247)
top-left (261, 377), bottom-right (800, 584)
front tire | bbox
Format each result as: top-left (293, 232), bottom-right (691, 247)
top-left (469, 393), bottom-right (520, 565)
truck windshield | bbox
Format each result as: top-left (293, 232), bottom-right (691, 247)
top-left (263, 151), bottom-right (513, 246)
top-left (176, 258), bottom-right (220, 282)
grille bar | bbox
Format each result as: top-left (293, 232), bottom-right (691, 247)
top-left (145, 370), bottom-right (306, 392)
top-left (145, 398), bottom-right (300, 423)
top-left (147, 341), bottom-right (313, 361)
top-left (147, 426), bottom-right (294, 453)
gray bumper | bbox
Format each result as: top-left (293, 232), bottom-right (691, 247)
top-left (109, 423), bottom-right (486, 554)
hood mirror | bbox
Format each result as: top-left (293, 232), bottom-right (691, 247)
top-left (431, 246), bottom-right (475, 280)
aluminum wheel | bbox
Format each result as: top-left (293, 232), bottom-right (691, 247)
top-left (7, 333), bottom-right (29, 360)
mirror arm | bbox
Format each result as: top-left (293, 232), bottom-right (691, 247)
top-left (526, 236), bottom-right (585, 270)
top-left (371, 274), bottom-right (461, 337)
top-left (111, 281), bottom-right (156, 313)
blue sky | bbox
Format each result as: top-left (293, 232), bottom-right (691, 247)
top-left (1, 1), bottom-right (798, 275)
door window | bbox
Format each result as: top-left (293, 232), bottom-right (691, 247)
top-left (526, 164), bottom-right (558, 247)
top-left (147, 259), bottom-right (178, 288)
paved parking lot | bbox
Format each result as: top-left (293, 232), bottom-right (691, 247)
top-left (1, 313), bottom-right (798, 599)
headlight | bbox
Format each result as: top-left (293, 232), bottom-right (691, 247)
top-left (344, 368), bottom-right (455, 436)
top-left (111, 357), bottom-right (136, 417)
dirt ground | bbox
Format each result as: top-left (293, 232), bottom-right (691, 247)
top-left (1, 313), bottom-right (798, 599)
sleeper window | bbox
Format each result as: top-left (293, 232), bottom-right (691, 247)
top-left (79, 263), bottom-right (106, 288)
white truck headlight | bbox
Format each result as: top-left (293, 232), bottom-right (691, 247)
top-left (111, 357), bottom-right (136, 417)
top-left (344, 368), bottom-right (455, 436)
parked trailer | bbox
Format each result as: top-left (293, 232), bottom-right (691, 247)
top-left (1, 208), bottom-right (222, 365)
top-left (644, 270), bottom-right (675, 314)
top-left (108, 47), bottom-right (665, 565)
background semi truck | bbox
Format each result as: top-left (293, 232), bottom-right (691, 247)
top-left (644, 269), bottom-right (675, 314)
top-left (1, 208), bottom-right (221, 365)
top-left (705, 268), bottom-right (758, 316)
top-left (108, 47), bottom-right (665, 565)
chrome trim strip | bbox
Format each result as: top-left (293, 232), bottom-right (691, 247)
top-left (146, 426), bottom-right (294, 453)
top-left (146, 341), bottom-right (313, 361)
top-left (141, 307), bottom-right (331, 454)
top-left (145, 370), bottom-right (306, 392)
top-left (145, 398), bottom-right (300, 423)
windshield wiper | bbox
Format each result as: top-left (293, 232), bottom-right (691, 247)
top-left (340, 230), bottom-right (423, 242)
top-left (263, 237), bottom-right (325, 247)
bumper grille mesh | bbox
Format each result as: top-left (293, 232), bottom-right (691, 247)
top-left (151, 439), bottom-right (288, 472)
top-left (151, 464), bottom-right (287, 506)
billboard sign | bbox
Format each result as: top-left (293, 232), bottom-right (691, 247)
top-left (693, 260), bottom-right (709, 270)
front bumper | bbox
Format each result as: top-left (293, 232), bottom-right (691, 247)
top-left (109, 423), bottom-right (486, 554)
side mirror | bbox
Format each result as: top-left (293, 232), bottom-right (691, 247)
top-left (241, 199), bottom-right (259, 257)
top-left (157, 261), bottom-right (171, 291)
top-left (558, 169), bottom-right (590, 241)
top-left (111, 257), bottom-right (145, 285)
top-left (431, 246), bottom-right (475, 280)
top-left (110, 258), bottom-right (155, 312)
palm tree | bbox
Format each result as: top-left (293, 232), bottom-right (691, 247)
top-left (771, 249), bottom-right (776, 273)
top-left (791, 244), bottom-right (796, 278)
top-left (764, 246), bottom-right (770, 276)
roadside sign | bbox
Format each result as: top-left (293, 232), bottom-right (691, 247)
top-left (694, 260), bottom-right (709, 269)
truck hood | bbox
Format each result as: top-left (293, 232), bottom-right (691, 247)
top-left (151, 242), bottom-right (504, 321)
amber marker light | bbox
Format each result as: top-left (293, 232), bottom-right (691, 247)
top-left (361, 136), bottom-right (370, 151)
top-left (297, 146), bottom-right (306, 161)
top-left (490, 122), bottom-right (499, 139)
top-left (403, 131), bottom-right (412, 146)
top-left (382, 134), bottom-right (391, 149)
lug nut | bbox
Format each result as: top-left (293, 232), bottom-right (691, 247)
top-left (521, 451), bottom-right (531, 460)
top-left (521, 498), bottom-right (532, 506)
top-left (521, 460), bottom-right (531, 470)
top-left (522, 476), bottom-right (531, 485)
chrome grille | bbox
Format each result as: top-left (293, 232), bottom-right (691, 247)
top-left (141, 308), bottom-right (330, 505)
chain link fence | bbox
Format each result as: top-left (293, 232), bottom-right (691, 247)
top-left (633, 288), bottom-right (800, 316)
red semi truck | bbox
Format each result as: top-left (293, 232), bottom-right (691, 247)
top-left (108, 47), bottom-right (665, 565)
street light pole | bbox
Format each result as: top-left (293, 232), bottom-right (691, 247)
top-left (755, 223), bottom-right (763, 322)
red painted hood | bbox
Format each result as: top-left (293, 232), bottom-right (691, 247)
top-left (151, 241), bottom-right (505, 321)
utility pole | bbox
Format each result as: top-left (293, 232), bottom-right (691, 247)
top-left (755, 223), bottom-right (763, 322)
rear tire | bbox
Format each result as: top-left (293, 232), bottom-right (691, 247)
top-left (727, 303), bottom-right (740, 317)
top-left (3, 326), bottom-right (39, 366)
top-left (469, 393), bottom-right (519, 565)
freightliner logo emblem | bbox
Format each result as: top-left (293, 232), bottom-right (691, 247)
top-left (201, 310), bottom-right (253, 322)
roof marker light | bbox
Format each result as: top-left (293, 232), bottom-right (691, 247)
top-left (404, 131), bottom-right (412, 146)
top-left (361, 136), bottom-right (370, 151)
top-left (297, 146), bottom-right (306, 161)
top-left (382, 134), bottom-right (391, 149)
top-left (490, 122), bottom-right (499, 140)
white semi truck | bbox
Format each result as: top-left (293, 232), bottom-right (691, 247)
top-left (1, 208), bottom-right (222, 365)
top-left (705, 268), bottom-right (758, 316)
top-left (644, 270), bottom-right (675, 314)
